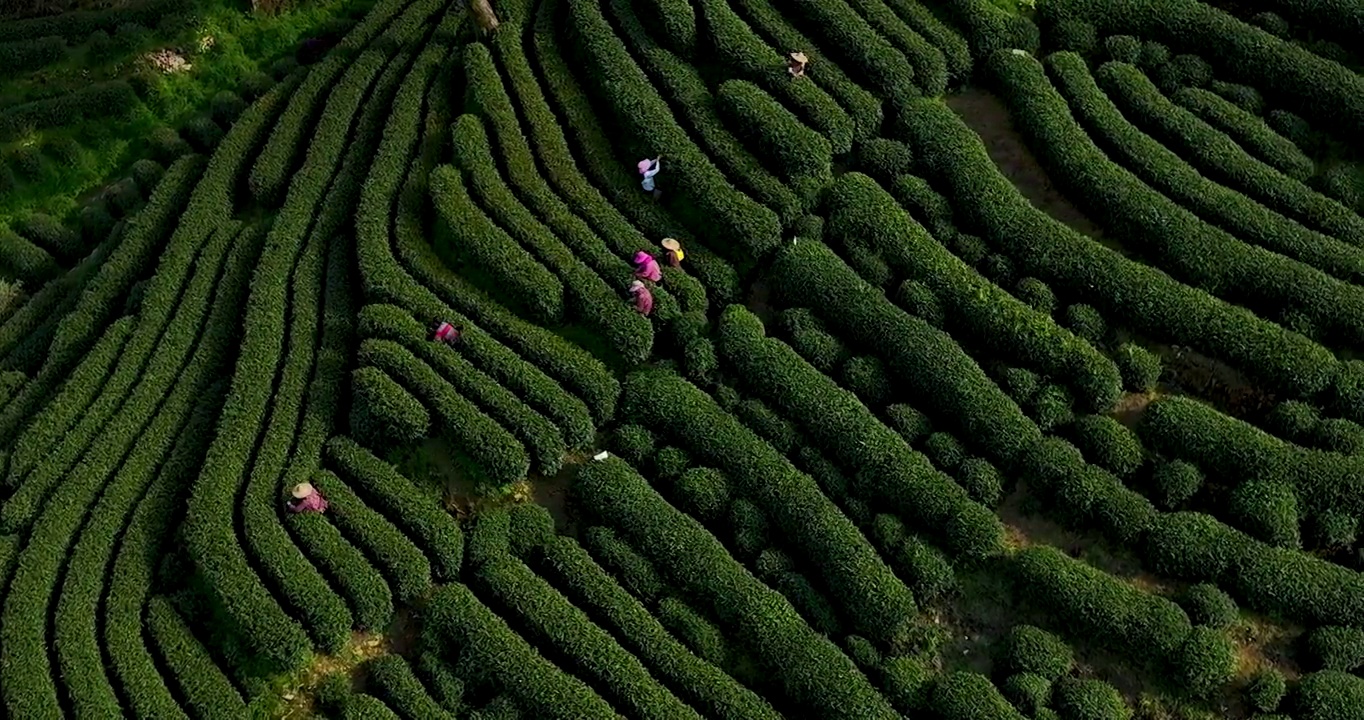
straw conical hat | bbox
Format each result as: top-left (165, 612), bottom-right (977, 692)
top-left (660, 238), bottom-right (681, 251)
top-left (292, 482), bottom-right (315, 499)
top-left (789, 52), bottom-right (808, 64)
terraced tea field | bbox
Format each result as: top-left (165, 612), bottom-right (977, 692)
top-left (1, 0), bottom-right (1363, 717)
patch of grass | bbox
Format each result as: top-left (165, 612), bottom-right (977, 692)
top-left (0, 0), bottom-right (373, 226)
top-left (252, 631), bottom-right (390, 719)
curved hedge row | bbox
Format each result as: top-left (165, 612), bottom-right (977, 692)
top-left (726, 0), bottom-right (882, 142)
top-left (607, 0), bottom-right (805, 225)
top-left (620, 368), bottom-right (920, 644)
top-left (462, 43), bottom-right (661, 356)
top-left (291, 511), bottom-right (395, 632)
top-left (247, 0), bottom-right (433, 205)
top-left (324, 433), bottom-right (463, 578)
top-left (44, 153), bottom-right (201, 378)
top-left (1037, 0), bottom-right (1364, 140)
top-left (715, 304), bottom-right (1004, 559)
top-left (882, 0), bottom-right (972, 84)
top-left (1, 216), bottom-right (258, 715)
top-left (144, 596), bottom-right (246, 719)
top-left (787, 0), bottom-right (921, 100)
top-left (1142, 511), bottom-right (1364, 628)
top-left (1094, 57), bottom-right (1364, 251)
top-left (238, 41), bottom-right (418, 664)
top-left (582, 524), bottom-right (665, 604)
top-left (770, 240), bottom-right (1043, 466)
top-left (311, 469), bottom-right (432, 605)
top-left (563, 0), bottom-right (783, 261)
top-left (839, 0), bottom-right (949, 97)
top-left (358, 338), bottom-right (529, 486)
top-left (485, 28), bottom-right (712, 314)
top-left (429, 162), bottom-right (565, 326)
top-left (716, 79), bottom-right (832, 193)
top-left (526, 1), bottom-right (741, 306)
top-left (471, 554), bottom-right (703, 719)
top-left (448, 110), bottom-right (656, 357)
top-left (4, 315), bottom-right (131, 484)
top-left (1171, 86), bottom-right (1314, 181)
top-left (365, 655), bottom-right (456, 720)
top-left (929, 672), bottom-right (1027, 720)
top-left (894, 92), bottom-right (1337, 401)
top-left (392, 156), bottom-right (620, 425)
top-left (693, 0), bottom-right (853, 155)
top-left (824, 172), bottom-right (1121, 411)
top-left (573, 456), bottom-right (898, 718)
top-left (181, 40), bottom-right (407, 667)
top-left (1046, 54), bottom-right (1364, 293)
top-left (534, 535), bottom-right (781, 719)
top-left (1011, 546), bottom-right (1235, 692)
top-left (995, 51), bottom-right (1364, 348)
top-left (352, 9), bottom-right (614, 435)
top-left (106, 468), bottom-right (224, 719)
top-left (0, 228), bottom-right (59, 284)
top-left (424, 582), bottom-right (618, 718)
top-left (1139, 395), bottom-right (1364, 515)
top-left (50, 221), bottom-right (257, 718)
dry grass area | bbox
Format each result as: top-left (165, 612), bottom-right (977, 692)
top-left (269, 632), bottom-right (391, 719)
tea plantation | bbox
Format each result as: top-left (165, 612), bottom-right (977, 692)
top-left (0, 0), bottom-right (1362, 717)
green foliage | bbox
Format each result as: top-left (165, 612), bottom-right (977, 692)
top-left (997, 624), bottom-right (1074, 680)
top-left (350, 366), bottom-right (430, 447)
top-left (1052, 677), bottom-right (1132, 719)
top-left (923, 431), bottom-right (967, 471)
top-left (929, 671), bottom-right (1028, 720)
top-left (1002, 672), bottom-right (1052, 715)
top-left (1229, 480), bottom-right (1301, 548)
top-left (885, 404), bottom-right (933, 445)
top-left (582, 525), bottom-right (664, 605)
top-left (0, 82), bottom-right (142, 142)
top-left (1247, 668), bottom-right (1287, 713)
top-left (1290, 671), bottom-right (1364, 720)
top-left (471, 554), bottom-right (701, 719)
top-left (896, 279), bottom-right (945, 327)
top-left (857, 139), bottom-right (915, 183)
top-left (573, 457), bottom-right (898, 717)
top-left (1015, 277), bottom-right (1057, 314)
top-left (712, 308), bottom-right (1005, 561)
top-left (1113, 343), bottom-right (1161, 392)
top-left (1149, 460), bottom-right (1203, 510)
top-left (957, 457), bottom-right (1004, 507)
top-left (564, 0), bottom-right (781, 262)
top-left (610, 425), bottom-right (656, 466)
top-left (536, 537), bottom-right (779, 718)
top-left (657, 597), bottom-right (728, 666)
top-left (1069, 415), bottom-right (1143, 477)
top-left (1176, 583), bottom-right (1238, 630)
top-left (776, 307), bottom-right (846, 373)
top-left (715, 80), bottom-right (833, 191)
top-left (840, 355), bottom-right (893, 406)
top-left (424, 583), bottom-right (616, 717)
top-left (1305, 626), bottom-right (1364, 672)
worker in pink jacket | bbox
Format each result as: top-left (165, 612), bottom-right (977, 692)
top-left (432, 321), bottom-right (463, 345)
top-left (287, 482), bottom-right (328, 514)
top-left (629, 280), bottom-right (654, 316)
top-left (632, 250), bottom-right (662, 282)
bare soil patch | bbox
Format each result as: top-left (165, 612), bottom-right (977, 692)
top-left (945, 89), bottom-right (1107, 243)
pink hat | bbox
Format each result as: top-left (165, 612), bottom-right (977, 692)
top-left (637, 159), bottom-right (653, 174)
top-left (633, 250), bottom-right (652, 265)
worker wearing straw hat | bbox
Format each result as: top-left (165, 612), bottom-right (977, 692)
top-left (661, 238), bottom-right (684, 268)
top-left (788, 52), bottom-right (808, 78)
top-left (287, 482), bottom-right (328, 514)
